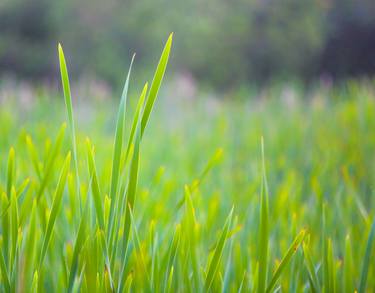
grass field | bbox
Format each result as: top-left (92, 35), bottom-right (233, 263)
top-left (0, 36), bottom-right (375, 292)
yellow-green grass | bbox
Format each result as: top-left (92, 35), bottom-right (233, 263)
top-left (0, 35), bottom-right (375, 292)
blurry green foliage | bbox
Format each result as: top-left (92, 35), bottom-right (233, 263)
top-left (0, 0), bottom-right (375, 87)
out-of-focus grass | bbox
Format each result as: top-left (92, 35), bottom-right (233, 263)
top-left (0, 38), bottom-right (375, 291)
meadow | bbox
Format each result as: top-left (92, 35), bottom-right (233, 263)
top-left (0, 35), bottom-right (374, 292)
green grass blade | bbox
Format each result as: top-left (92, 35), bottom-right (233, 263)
top-left (124, 82), bottom-right (148, 161)
top-left (26, 135), bottom-right (42, 180)
top-left (36, 123), bottom-right (66, 202)
top-left (184, 185), bottom-right (200, 289)
top-left (23, 199), bottom-right (37, 290)
top-left (107, 54), bottom-right (135, 241)
top-left (204, 207), bottom-right (234, 291)
top-left (124, 273), bottom-right (133, 293)
top-left (164, 224), bottom-right (181, 291)
top-left (0, 248), bottom-right (10, 292)
top-left (129, 205), bottom-right (150, 286)
top-left (302, 242), bottom-right (320, 293)
top-left (39, 152), bottom-right (71, 269)
top-left (7, 147), bottom-right (15, 198)
top-left (86, 139), bottom-right (105, 230)
top-left (67, 198), bottom-right (89, 293)
top-left (121, 122), bottom-right (141, 255)
top-left (140, 33), bottom-right (173, 136)
top-left (10, 187), bottom-right (18, 272)
top-left (258, 137), bottom-right (269, 293)
top-left (118, 125), bottom-right (141, 291)
top-left (97, 229), bottom-right (115, 291)
top-left (58, 43), bottom-right (81, 210)
top-left (31, 271), bottom-right (38, 293)
top-left (166, 266), bottom-right (174, 293)
top-left (343, 234), bottom-right (353, 293)
top-left (358, 217), bottom-right (375, 293)
top-left (266, 230), bottom-right (306, 293)
top-left (2, 147), bottom-right (15, 268)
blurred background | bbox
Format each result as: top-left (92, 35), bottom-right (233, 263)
top-left (0, 0), bottom-right (375, 93)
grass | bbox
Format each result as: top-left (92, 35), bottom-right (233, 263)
top-left (0, 34), bottom-right (375, 292)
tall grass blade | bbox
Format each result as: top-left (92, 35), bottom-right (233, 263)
top-left (358, 217), bottom-right (375, 293)
top-left (10, 187), bottom-right (18, 272)
top-left (0, 249), bottom-right (10, 292)
top-left (204, 207), bottom-right (234, 291)
top-left (36, 123), bottom-right (66, 202)
top-left (124, 82), bottom-right (148, 161)
top-left (258, 137), bottom-right (269, 293)
top-left (302, 242), bottom-right (320, 293)
top-left (266, 230), bottom-right (306, 292)
top-left (39, 152), bottom-right (71, 269)
top-left (164, 224), bottom-right (181, 291)
top-left (107, 54), bottom-right (135, 241)
top-left (58, 43), bottom-right (81, 211)
top-left (86, 139), bottom-right (105, 229)
top-left (140, 33), bottom-right (173, 136)
top-left (67, 198), bottom-right (89, 293)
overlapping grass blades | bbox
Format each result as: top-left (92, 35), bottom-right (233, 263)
top-left (0, 33), bottom-right (374, 292)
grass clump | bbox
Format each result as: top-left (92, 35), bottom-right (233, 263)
top-left (0, 34), bottom-right (375, 292)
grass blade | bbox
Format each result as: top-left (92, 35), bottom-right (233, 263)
top-left (86, 139), bottom-right (105, 230)
top-left (10, 187), bottom-right (18, 272)
top-left (164, 224), bottom-right (181, 291)
top-left (140, 33), bottom-right (173, 136)
top-left (107, 54), bottom-right (135, 241)
top-left (124, 82), bottom-right (148, 161)
top-left (122, 122), bottom-right (141, 255)
top-left (258, 137), bottom-right (269, 293)
top-left (343, 234), bottom-right (353, 293)
top-left (358, 217), bottom-right (375, 293)
top-left (22, 199), bottom-right (37, 291)
top-left (266, 230), bottom-right (306, 292)
top-left (39, 152), bottom-right (71, 269)
top-left (58, 43), bottom-right (81, 211)
top-left (36, 123), bottom-right (66, 202)
top-left (67, 197), bottom-right (89, 292)
top-left (0, 248), bottom-right (10, 292)
top-left (204, 207), bottom-right (234, 291)
top-left (302, 242), bottom-right (320, 293)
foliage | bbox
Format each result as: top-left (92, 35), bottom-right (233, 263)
top-left (0, 36), bottom-right (375, 291)
top-left (1, 0), bottom-right (375, 87)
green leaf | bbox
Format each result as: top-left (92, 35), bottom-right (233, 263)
top-left (23, 199), bottom-right (37, 289)
top-left (140, 33), bottom-right (173, 136)
top-left (10, 187), bottom-right (18, 272)
top-left (58, 43), bottom-right (81, 210)
top-left (266, 230), bottom-right (306, 292)
top-left (204, 207), bottom-right (234, 291)
top-left (36, 123), bottom-right (66, 202)
top-left (67, 197), bottom-right (89, 293)
top-left (124, 273), bottom-right (133, 293)
top-left (0, 248), bottom-right (10, 292)
top-left (302, 241), bottom-right (320, 293)
top-left (7, 147), bottom-right (15, 198)
top-left (31, 271), bottom-right (38, 293)
top-left (121, 121), bottom-right (141, 255)
top-left (107, 54), bottom-right (135, 242)
top-left (39, 152), bottom-right (71, 269)
top-left (86, 139), bottom-right (105, 230)
top-left (258, 137), bottom-right (269, 293)
top-left (164, 224), bottom-right (181, 290)
top-left (124, 82), bottom-right (148, 162)
top-left (359, 217), bottom-right (375, 293)
top-left (26, 135), bottom-right (42, 180)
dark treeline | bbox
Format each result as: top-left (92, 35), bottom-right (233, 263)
top-left (0, 0), bottom-right (375, 88)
